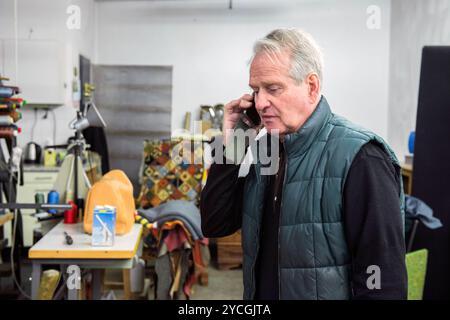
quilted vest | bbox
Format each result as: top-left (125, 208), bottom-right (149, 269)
top-left (241, 96), bottom-right (405, 300)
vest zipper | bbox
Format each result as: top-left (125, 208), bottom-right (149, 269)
top-left (251, 241), bottom-right (260, 299)
top-left (250, 165), bottom-right (261, 300)
top-left (278, 141), bottom-right (288, 300)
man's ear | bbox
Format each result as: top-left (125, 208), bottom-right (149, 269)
top-left (306, 73), bottom-right (320, 103)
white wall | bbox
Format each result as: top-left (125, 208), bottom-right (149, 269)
top-left (96, 0), bottom-right (392, 141)
top-left (388, 0), bottom-right (450, 162)
top-left (1, 0), bottom-right (393, 153)
top-left (0, 0), bottom-right (96, 149)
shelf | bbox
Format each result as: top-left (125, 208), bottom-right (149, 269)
top-left (26, 103), bottom-right (63, 109)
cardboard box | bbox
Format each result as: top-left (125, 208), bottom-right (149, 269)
top-left (92, 205), bottom-right (116, 246)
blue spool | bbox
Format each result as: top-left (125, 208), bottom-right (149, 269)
top-left (408, 131), bottom-right (415, 154)
top-left (47, 190), bottom-right (59, 214)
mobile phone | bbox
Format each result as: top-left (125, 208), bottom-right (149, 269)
top-left (242, 93), bottom-right (261, 127)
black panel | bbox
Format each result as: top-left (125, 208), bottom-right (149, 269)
top-left (79, 54), bottom-right (91, 113)
top-left (412, 46), bottom-right (450, 299)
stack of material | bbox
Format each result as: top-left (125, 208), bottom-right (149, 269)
top-left (0, 76), bottom-right (23, 139)
top-left (136, 200), bottom-right (210, 300)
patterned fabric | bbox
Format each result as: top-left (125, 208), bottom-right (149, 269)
top-left (137, 138), bottom-right (204, 209)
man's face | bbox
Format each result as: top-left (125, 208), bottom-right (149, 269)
top-left (249, 50), bottom-right (317, 136)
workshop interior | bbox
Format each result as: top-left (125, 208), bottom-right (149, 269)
top-left (0, 0), bottom-right (449, 300)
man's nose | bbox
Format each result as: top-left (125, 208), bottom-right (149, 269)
top-left (255, 92), bottom-right (270, 111)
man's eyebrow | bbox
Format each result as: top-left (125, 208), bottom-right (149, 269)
top-left (261, 81), bottom-right (283, 87)
top-left (249, 81), bottom-right (283, 89)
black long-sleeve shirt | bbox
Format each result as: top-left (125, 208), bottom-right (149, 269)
top-left (200, 141), bottom-right (407, 300)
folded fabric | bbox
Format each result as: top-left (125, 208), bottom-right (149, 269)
top-left (138, 200), bottom-right (203, 240)
top-left (163, 225), bottom-right (191, 252)
top-left (160, 220), bottom-right (194, 245)
top-left (152, 214), bottom-right (202, 240)
top-left (405, 195), bottom-right (442, 229)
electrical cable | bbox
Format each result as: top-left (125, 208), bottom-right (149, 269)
top-left (8, 0), bottom-right (34, 299)
top-left (50, 270), bottom-right (65, 300)
top-left (87, 149), bottom-right (94, 182)
top-left (53, 268), bottom-right (89, 300)
top-left (31, 108), bottom-right (37, 142)
top-left (10, 209), bottom-right (31, 299)
top-left (51, 109), bottom-right (57, 146)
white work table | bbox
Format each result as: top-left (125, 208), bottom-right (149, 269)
top-left (28, 221), bottom-right (143, 300)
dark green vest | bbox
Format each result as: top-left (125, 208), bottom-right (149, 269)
top-left (241, 96), bottom-right (405, 300)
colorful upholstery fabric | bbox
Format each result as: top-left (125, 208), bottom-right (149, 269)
top-left (137, 138), bottom-right (204, 208)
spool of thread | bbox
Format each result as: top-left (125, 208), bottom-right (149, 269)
top-left (0, 115), bottom-right (13, 125)
top-left (10, 111), bottom-right (21, 122)
top-left (64, 201), bottom-right (77, 224)
top-left (34, 192), bottom-right (45, 213)
top-left (0, 127), bottom-right (14, 138)
top-left (408, 131), bottom-right (415, 154)
top-left (47, 190), bottom-right (59, 214)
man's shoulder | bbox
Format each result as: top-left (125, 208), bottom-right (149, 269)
top-left (316, 114), bottom-right (376, 157)
top-left (327, 113), bottom-right (375, 142)
top-left (356, 141), bottom-right (392, 162)
top-left (352, 142), bottom-right (399, 177)
top-left (315, 114), bottom-right (398, 171)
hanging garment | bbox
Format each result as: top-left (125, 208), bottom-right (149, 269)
top-left (405, 195), bottom-right (443, 231)
top-left (82, 127), bottom-right (110, 174)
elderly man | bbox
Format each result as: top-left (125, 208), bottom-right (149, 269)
top-left (200, 28), bottom-right (407, 300)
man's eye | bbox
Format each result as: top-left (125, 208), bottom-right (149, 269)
top-left (268, 86), bottom-right (280, 93)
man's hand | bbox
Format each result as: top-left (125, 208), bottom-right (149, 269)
top-left (223, 93), bottom-right (254, 145)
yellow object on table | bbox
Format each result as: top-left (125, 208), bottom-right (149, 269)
top-left (44, 149), bottom-right (57, 167)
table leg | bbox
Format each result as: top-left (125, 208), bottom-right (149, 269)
top-left (92, 269), bottom-right (103, 300)
top-left (67, 286), bottom-right (78, 300)
top-left (31, 262), bottom-right (41, 300)
top-left (62, 265), bottom-right (79, 300)
top-left (123, 269), bottom-right (131, 300)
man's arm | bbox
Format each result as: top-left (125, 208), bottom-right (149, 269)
top-left (343, 142), bottom-right (408, 300)
top-left (200, 158), bottom-right (245, 238)
top-left (200, 93), bottom-right (255, 238)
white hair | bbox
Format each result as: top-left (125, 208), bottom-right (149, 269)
top-left (251, 28), bottom-right (324, 85)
